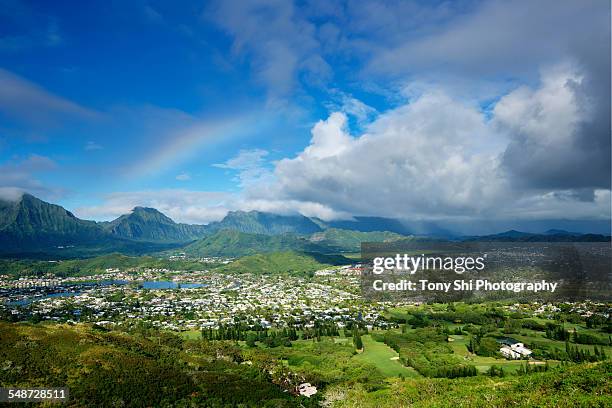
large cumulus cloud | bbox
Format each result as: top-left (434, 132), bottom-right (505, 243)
top-left (246, 65), bottom-right (610, 221)
top-left (497, 64), bottom-right (610, 191)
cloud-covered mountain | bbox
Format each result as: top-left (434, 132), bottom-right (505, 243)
top-left (206, 210), bottom-right (323, 235)
top-left (1, 1), bottom-right (609, 240)
top-left (0, 193), bottom-right (107, 250)
top-left (181, 229), bottom-right (328, 257)
top-left (0, 194), bottom-right (609, 258)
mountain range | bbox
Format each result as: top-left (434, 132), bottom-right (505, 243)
top-left (0, 193), bottom-right (609, 258)
top-left (99, 206), bottom-right (208, 243)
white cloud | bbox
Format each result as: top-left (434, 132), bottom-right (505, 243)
top-left (262, 91), bottom-right (507, 220)
top-left (214, 148), bottom-right (272, 188)
top-left (339, 96), bottom-right (377, 125)
top-left (175, 172), bottom-right (191, 181)
top-left (0, 154), bottom-right (61, 200)
top-left (0, 187), bottom-right (25, 202)
top-left (496, 63), bottom-right (610, 190)
top-left (325, 90), bottom-right (378, 126)
top-left (369, 0), bottom-right (608, 78)
top-left (241, 65), bottom-right (610, 221)
top-left (73, 188), bottom-right (352, 224)
top-left (75, 190), bottom-right (233, 224)
top-left (214, 148), bottom-right (268, 170)
top-left (238, 198), bottom-right (352, 221)
top-left (302, 112), bottom-right (353, 159)
top-left (84, 141), bottom-right (103, 151)
top-left (72, 64), bottom-right (610, 225)
top-left (207, 0), bottom-right (328, 101)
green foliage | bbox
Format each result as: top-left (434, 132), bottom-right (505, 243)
top-left (353, 329), bottom-right (364, 350)
top-left (573, 329), bottom-right (609, 345)
top-left (0, 322), bottom-right (303, 407)
top-left (487, 365), bottom-right (506, 377)
top-left (383, 328), bottom-right (477, 378)
top-left (332, 362), bottom-right (612, 407)
top-left (258, 338), bottom-right (386, 391)
top-left (563, 340), bottom-right (607, 363)
top-left (183, 229), bottom-right (329, 257)
top-left (218, 251), bottom-right (351, 276)
top-left (504, 319), bottom-right (522, 334)
top-left (469, 336), bottom-right (500, 357)
top-left (546, 324), bottom-right (570, 341)
top-left (181, 228), bottom-right (409, 257)
top-left (521, 319), bottom-right (547, 331)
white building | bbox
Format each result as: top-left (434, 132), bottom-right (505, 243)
top-left (297, 383), bottom-right (317, 397)
top-left (500, 342), bottom-right (532, 359)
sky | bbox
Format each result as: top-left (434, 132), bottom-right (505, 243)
top-left (0, 0), bottom-right (610, 231)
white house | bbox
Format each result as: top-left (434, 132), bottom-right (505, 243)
top-left (500, 342), bottom-right (532, 359)
top-left (297, 383), bottom-right (317, 397)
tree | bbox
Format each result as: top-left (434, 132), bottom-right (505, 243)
top-left (246, 333), bottom-right (257, 348)
top-left (353, 329), bottom-right (363, 350)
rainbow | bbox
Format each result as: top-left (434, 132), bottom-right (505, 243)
top-left (125, 112), bottom-right (262, 179)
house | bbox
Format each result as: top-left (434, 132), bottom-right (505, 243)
top-left (500, 342), bottom-right (532, 359)
top-left (297, 383), bottom-right (317, 397)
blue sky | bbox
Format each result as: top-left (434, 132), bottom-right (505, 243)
top-left (0, 0), bottom-right (610, 229)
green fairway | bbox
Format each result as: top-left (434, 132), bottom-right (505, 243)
top-left (353, 335), bottom-right (420, 378)
top-left (180, 329), bottom-right (201, 340)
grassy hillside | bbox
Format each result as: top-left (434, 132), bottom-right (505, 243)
top-left (182, 229), bottom-right (328, 257)
top-left (1, 321), bottom-right (608, 407)
top-left (218, 251), bottom-right (352, 276)
top-left (0, 322), bottom-right (302, 407)
top-left (331, 361), bottom-right (611, 407)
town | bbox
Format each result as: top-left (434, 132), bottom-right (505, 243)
top-left (0, 265), bottom-right (392, 333)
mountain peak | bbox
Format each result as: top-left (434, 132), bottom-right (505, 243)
top-left (124, 206), bottom-right (175, 224)
top-left (132, 206), bottom-right (160, 213)
top-left (496, 229), bottom-right (531, 237)
top-left (0, 192), bottom-right (104, 249)
top-left (102, 206), bottom-right (206, 243)
top-left (19, 192), bottom-right (40, 204)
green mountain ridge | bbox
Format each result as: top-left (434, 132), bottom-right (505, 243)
top-left (181, 228), bottom-right (410, 257)
top-left (0, 195), bottom-right (187, 257)
top-left (2, 194), bottom-right (608, 259)
top-left (181, 229), bottom-right (329, 257)
top-left (102, 206), bottom-right (208, 243)
top-left (0, 194), bottom-right (108, 250)
top-left (206, 210), bottom-right (323, 235)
